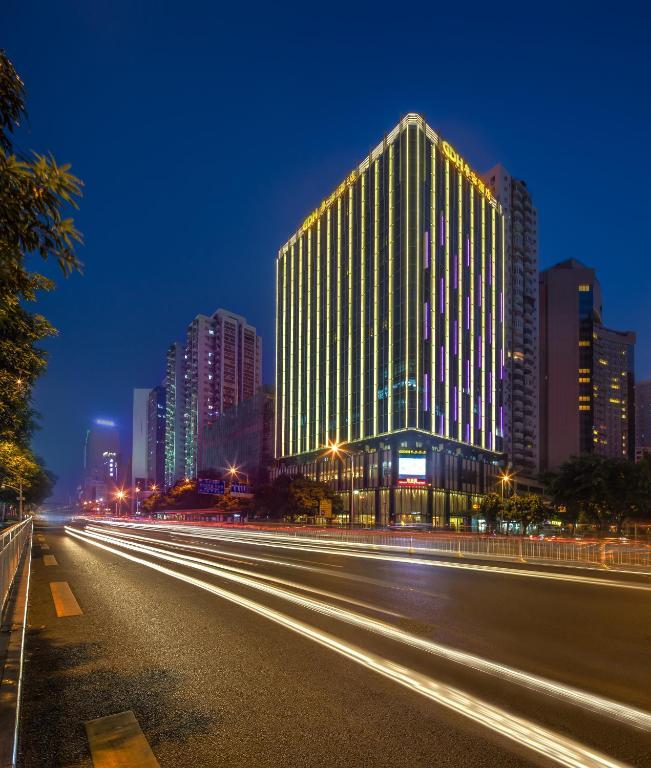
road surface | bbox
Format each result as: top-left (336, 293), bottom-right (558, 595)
top-left (18, 519), bottom-right (651, 767)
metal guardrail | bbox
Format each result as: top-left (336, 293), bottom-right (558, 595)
top-left (278, 528), bottom-right (651, 569)
top-left (0, 519), bottom-right (32, 617)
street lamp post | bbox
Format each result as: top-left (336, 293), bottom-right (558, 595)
top-left (114, 490), bottom-right (126, 517)
top-left (1, 480), bottom-right (24, 520)
top-left (326, 443), bottom-right (354, 529)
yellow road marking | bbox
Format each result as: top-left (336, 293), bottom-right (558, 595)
top-left (49, 582), bottom-right (83, 617)
top-left (36, 534), bottom-right (45, 542)
top-left (85, 710), bottom-right (159, 767)
top-left (43, 555), bottom-right (58, 566)
top-left (41, 544), bottom-right (50, 551)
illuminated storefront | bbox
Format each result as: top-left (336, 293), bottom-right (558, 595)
top-left (274, 113), bottom-right (505, 525)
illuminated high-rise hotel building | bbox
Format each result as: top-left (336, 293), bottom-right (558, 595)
top-left (275, 113), bottom-right (506, 527)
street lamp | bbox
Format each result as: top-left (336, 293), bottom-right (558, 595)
top-left (1, 480), bottom-right (24, 520)
top-left (326, 442), bottom-right (354, 528)
top-left (497, 471), bottom-right (512, 500)
top-left (114, 489), bottom-right (126, 517)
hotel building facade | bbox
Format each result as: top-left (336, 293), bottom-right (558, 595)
top-left (275, 114), bottom-right (506, 527)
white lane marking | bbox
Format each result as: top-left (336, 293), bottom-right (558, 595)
top-left (65, 527), bottom-right (631, 768)
top-left (75, 526), bottom-right (651, 732)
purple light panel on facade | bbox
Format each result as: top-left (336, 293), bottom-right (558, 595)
top-left (424, 301), bottom-right (429, 339)
top-left (500, 405), bottom-right (504, 435)
top-left (488, 259), bottom-right (492, 285)
top-left (466, 423), bottom-right (470, 442)
top-left (424, 233), bottom-right (430, 269)
top-left (488, 372), bottom-right (492, 403)
top-left (440, 346), bottom-right (444, 382)
top-left (454, 386), bottom-right (457, 419)
top-left (440, 414), bottom-right (444, 434)
top-left (440, 278), bottom-right (444, 313)
top-left (466, 359), bottom-right (470, 389)
top-left (440, 214), bottom-right (445, 245)
top-left (466, 296), bottom-right (470, 330)
top-left (500, 292), bottom-right (504, 322)
top-left (424, 373), bottom-right (429, 410)
top-left (453, 257), bottom-right (458, 290)
top-left (478, 396), bottom-right (482, 429)
top-left (478, 336), bottom-right (482, 368)
top-left (478, 279), bottom-right (482, 306)
top-left (466, 237), bottom-right (470, 267)
top-left (453, 320), bottom-right (458, 352)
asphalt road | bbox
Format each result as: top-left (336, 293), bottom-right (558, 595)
top-left (18, 519), bottom-right (651, 768)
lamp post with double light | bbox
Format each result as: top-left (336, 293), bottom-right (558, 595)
top-left (114, 489), bottom-right (126, 517)
top-left (1, 480), bottom-right (24, 520)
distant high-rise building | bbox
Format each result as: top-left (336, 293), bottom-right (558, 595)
top-left (275, 113), bottom-right (506, 526)
top-left (201, 385), bottom-right (274, 485)
top-left (635, 380), bottom-right (651, 459)
top-left (131, 388), bottom-right (151, 500)
top-left (483, 165), bottom-right (539, 476)
top-left (147, 385), bottom-right (166, 489)
top-left (164, 342), bottom-right (185, 488)
top-left (82, 418), bottom-right (120, 502)
top-left (539, 259), bottom-right (635, 470)
top-left (183, 309), bottom-right (262, 478)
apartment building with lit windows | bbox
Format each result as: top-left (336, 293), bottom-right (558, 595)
top-left (483, 166), bottom-right (539, 476)
top-left (275, 113), bottom-right (506, 527)
top-left (636, 380), bottom-right (651, 459)
top-left (183, 309), bottom-right (262, 478)
top-left (164, 342), bottom-right (185, 488)
top-left (539, 259), bottom-right (635, 470)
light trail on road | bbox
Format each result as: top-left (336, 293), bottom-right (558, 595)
top-left (72, 525), bottom-right (651, 733)
top-left (96, 521), bottom-right (651, 592)
top-left (65, 525), bottom-right (633, 768)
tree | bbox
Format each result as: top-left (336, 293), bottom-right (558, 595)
top-left (504, 493), bottom-right (548, 535)
top-left (545, 455), bottom-right (649, 536)
top-left (253, 474), bottom-right (342, 521)
top-left (478, 492), bottom-right (503, 533)
top-left (0, 51), bottom-right (83, 505)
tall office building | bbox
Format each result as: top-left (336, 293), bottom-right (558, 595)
top-left (275, 113), bottom-right (506, 527)
top-left (483, 165), bottom-right (539, 476)
top-left (131, 388), bottom-right (151, 503)
top-left (82, 418), bottom-right (120, 502)
top-left (183, 309), bottom-right (262, 478)
top-left (539, 260), bottom-right (635, 470)
top-left (164, 342), bottom-right (186, 488)
top-left (147, 385), bottom-right (166, 489)
top-left (636, 380), bottom-right (651, 459)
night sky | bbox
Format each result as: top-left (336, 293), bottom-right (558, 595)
top-left (5, 2), bottom-right (651, 500)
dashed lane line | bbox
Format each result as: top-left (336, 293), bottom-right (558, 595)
top-left (42, 555), bottom-right (58, 566)
top-left (85, 710), bottom-right (159, 767)
top-left (49, 581), bottom-right (83, 617)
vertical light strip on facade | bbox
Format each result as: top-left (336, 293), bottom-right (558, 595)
top-left (360, 171), bottom-right (366, 439)
top-left (430, 144), bottom-right (436, 421)
top-left (388, 144), bottom-right (394, 432)
top-left (469, 188), bottom-right (475, 446)
top-left (325, 209), bottom-right (331, 446)
top-left (348, 185), bottom-right (353, 443)
top-left (297, 237), bottom-right (303, 453)
top-left (415, 126), bottom-right (421, 428)
top-left (336, 197), bottom-right (343, 443)
top-left (289, 243), bottom-right (295, 455)
top-left (481, 198), bottom-right (487, 448)
top-left (373, 160), bottom-right (380, 436)
top-left (316, 221), bottom-right (321, 450)
top-left (457, 171), bottom-right (463, 439)
top-left (445, 157), bottom-right (451, 437)
top-left (306, 231), bottom-right (311, 451)
top-left (405, 126), bottom-right (410, 429)
top-left (276, 255), bottom-right (282, 456)
top-left (491, 206), bottom-right (497, 448)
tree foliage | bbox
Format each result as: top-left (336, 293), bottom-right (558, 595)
top-left (504, 493), bottom-right (548, 534)
top-left (253, 474), bottom-right (342, 521)
top-left (545, 455), bottom-right (650, 535)
top-left (0, 51), bottom-right (83, 506)
top-left (478, 492), bottom-right (503, 533)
